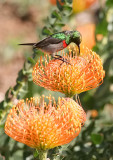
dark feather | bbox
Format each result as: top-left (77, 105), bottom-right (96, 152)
top-left (33, 37), bottom-right (62, 48)
top-left (19, 31), bottom-right (70, 48)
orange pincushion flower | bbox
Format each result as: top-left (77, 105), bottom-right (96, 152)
top-left (32, 46), bottom-right (105, 97)
top-left (5, 96), bottom-right (86, 150)
top-left (73, 0), bottom-right (97, 13)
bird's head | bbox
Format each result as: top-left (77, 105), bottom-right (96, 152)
top-left (70, 31), bottom-right (82, 54)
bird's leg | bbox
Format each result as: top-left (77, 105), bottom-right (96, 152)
top-left (53, 55), bottom-right (70, 65)
top-left (55, 55), bottom-right (63, 59)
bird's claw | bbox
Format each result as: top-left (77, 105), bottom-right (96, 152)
top-left (53, 55), bottom-right (71, 66)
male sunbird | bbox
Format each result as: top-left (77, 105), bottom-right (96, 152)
top-left (19, 30), bottom-right (82, 62)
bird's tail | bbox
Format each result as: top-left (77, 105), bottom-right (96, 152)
top-left (19, 43), bottom-right (35, 46)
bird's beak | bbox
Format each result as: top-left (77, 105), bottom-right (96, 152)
top-left (78, 44), bottom-right (80, 55)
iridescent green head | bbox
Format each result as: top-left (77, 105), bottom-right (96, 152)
top-left (71, 31), bottom-right (82, 45)
top-left (64, 30), bottom-right (82, 53)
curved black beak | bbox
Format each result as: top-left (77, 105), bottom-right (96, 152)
top-left (78, 44), bottom-right (80, 55)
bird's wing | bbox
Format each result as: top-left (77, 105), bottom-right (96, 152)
top-left (34, 37), bottom-right (63, 48)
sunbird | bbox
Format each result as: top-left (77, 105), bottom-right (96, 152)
top-left (19, 30), bottom-right (82, 62)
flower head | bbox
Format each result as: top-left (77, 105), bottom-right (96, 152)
top-left (32, 46), bottom-right (105, 97)
top-left (5, 96), bottom-right (86, 150)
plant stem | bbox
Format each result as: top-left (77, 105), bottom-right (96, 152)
top-left (38, 150), bottom-right (48, 160)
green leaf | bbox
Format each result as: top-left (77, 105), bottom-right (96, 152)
top-left (42, 27), bottom-right (53, 36)
top-left (55, 23), bottom-right (65, 27)
top-left (63, 5), bottom-right (72, 11)
top-left (106, 0), bottom-right (113, 7)
top-left (27, 57), bottom-right (36, 65)
top-left (96, 19), bottom-right (108, 36)
top-left (82, 121), bottom-right (95, 140)
top-left (91, 133), bottom-right (104, 144)
top-left (0, 109), bottom-right (4, 121)
top-left (34, 150), bottom-right (39, 158)
top-left (51, 10), bottom-right (62, 20)
top-left (56, 0), bottom-right (63, 11)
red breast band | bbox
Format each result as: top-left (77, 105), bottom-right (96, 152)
top-left (63, 40), bottom-right (68, 48)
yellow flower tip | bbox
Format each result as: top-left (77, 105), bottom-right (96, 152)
top-left (32, 46), bottom-right (105, 97)
top-left (5, 96), bottom-right (86, 150)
